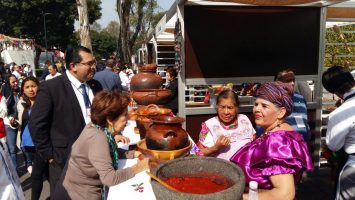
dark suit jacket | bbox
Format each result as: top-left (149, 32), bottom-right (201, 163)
top-left (93, 68), bottom-right (123, 91)
top-left (29, 73), bottom-right (102, 167)
top-left (165, 78), bottom-right (178, 111)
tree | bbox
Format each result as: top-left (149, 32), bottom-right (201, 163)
top-left (103, 21), bottom-right (120, 38)
top-left (116, 0), bottom-right (161, 64)
top-left (0, 0), bottom-right (101, 67)
top-left (91, 30), bottom-right (117, 60)
top-left (91, 21), bottom-right (102, 32)
top-left (77, 0), bottom-right (92, 50)
top-left (325, 24), bottom-right (355, 69)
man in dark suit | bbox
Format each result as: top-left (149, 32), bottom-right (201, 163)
top-left (93, 57), bottom-right (123, 91)
top-left (29, 45), bottom-right (102, 196)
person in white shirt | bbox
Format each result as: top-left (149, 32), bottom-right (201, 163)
top-left (11, 64), bottom-right (22, 80)
top-left (45, 65), bottom-right (61, 80)
top-left (322, 66), bottom-right (355, 200)
top-left (119, 64), bottom-right (134, 91)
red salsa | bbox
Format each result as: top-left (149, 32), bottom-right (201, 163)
top-left (163, 172), bottom-right (231, 194)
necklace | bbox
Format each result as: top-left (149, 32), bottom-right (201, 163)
top-left (264, 121), bottom-right (284, 135)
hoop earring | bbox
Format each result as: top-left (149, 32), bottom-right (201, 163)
top-left (108, 125), bottom-right (114, 133)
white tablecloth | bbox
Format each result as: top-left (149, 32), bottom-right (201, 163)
top-left (108, 120), bottom-right (157, 200)
top-left (107, 159), bottom-right (156, 200)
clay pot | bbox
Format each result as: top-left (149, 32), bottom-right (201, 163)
top-left (151, 157), bottom-right (245, 200)
top-left (145, 116), bottom-right (189, 151)
top-left (140, 63), bottom-right (157, 71)
top-left (131, 89), bottom-right (171, 105)
top-left (136, 104), bottom-right (172, 116)
top-left (130, 69), bottom-right (163, 91)
top-left (135, 104), bottom-right (172, 138)
top-left (136, 116), bottom-right (151, 139)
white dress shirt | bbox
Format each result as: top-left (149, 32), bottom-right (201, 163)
top-left (45, 72), bottom-right (62, 80)
top-left (326, 88), bottom-right (355, 154)
top-left (66, 71), bottom-right (94, 124)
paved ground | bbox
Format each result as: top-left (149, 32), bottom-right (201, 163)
top-left (18, 153), bottom-right (50, 200)
top-left (18, 151), bottom-right (333, 200)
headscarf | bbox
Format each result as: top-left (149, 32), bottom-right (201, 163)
top-left (255, 81), bottom-right (294, 116)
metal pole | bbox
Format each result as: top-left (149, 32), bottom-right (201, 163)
top-left (43, 13), bottom-right (48, 60)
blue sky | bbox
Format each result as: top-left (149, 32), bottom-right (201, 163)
top-left (96, 0), bottom-right (175, 28)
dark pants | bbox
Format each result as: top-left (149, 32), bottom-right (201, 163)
top-left (22, 146), bottom-right (35, 167)
top-left (49, 161), bottom-right (63, 197)
top-left (31, 153), bottom-right (49, 200)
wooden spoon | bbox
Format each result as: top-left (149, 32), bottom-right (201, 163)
top-left (146, 171), bottom-right (179, 192)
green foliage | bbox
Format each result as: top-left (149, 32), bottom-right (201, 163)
top-left (90, 30), bottom-right (117, 60)
top-left (0, 0), bottom-right (102, 51)
top-left (103, 21), bottom-right (119, 38)
top-left (325, 24), bottom-right (355, 69)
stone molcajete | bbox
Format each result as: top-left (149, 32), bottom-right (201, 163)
top-left (151, 157), bottom-right (245, 200)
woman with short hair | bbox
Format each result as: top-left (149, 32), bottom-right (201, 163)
top-left (53, 90), bottom-right (149, 200)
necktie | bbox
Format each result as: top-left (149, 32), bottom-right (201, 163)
top-left (80, 84), bottom-right (91, 108)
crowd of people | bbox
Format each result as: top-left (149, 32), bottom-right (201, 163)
top-left (0, 44), bottom-right (354, 200)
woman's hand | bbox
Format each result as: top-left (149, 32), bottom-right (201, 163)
top-left (132, 157), bottom-right (150, 174)
top-left (134, 151), bottom-right (144, 160)
top-left (114, 135), bottom-right (130, 144)
top-left (214, 135), bottom-right (230, 150)
top-left (242, 193), bottom-right (248, 200)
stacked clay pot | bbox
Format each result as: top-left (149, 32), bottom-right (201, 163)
top-left (130, 64), bottom-right (190, 158)
top-left (130, 64), bottom-right (171, 105)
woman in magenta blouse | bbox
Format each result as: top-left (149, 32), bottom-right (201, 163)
top-left (230, 82), bottom-right (313, 200)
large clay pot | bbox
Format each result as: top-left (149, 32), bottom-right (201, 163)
top-left (136, 104), bottom-right (171, 116)
top-left (130, 69), bottom-right (163, 91)
top-left (151, 157), bottom-right (245, 200)
top-left (135, 104), bottom-right (172, 138)
top-left (146, 116), bottom-right (189, 151)
top-left (131, 89), bottom-right (171, 105)
top-left (140, 63), bottom-right (157, 71)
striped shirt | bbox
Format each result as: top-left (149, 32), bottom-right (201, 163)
top-left (285, 92), bottom-right (310, 141)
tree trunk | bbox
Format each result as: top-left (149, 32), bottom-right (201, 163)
top-left (34, 48), bottom-right (41, 69)
top-left (117, 0), bottom-right (132, 64)
top-left (77, 0), bottom-right (92, 51)
top-left (129, 0), bottom-right (146, 50)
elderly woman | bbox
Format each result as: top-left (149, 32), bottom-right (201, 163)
top-left (230, 82), bottom-right (313, 200)
top-left (198, 89), bottom-right (255, 160)
top-left (53, 91), bottom-right (149, 200)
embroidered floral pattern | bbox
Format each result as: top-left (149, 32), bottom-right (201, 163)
top-left (198, 123), bottom-right (210, 142)
top-left (132, 183), bottom-right (144, 193)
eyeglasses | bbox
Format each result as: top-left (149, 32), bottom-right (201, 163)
top-left (78, 60), bottom-right (97, 68)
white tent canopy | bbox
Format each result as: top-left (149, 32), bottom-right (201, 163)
top-left (0, 34), bottom-right (36, 76)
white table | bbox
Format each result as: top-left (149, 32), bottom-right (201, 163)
top-left (108, 120), bottom-right (157, 200)
top-left (107, 159), bottom-right (156, 200)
